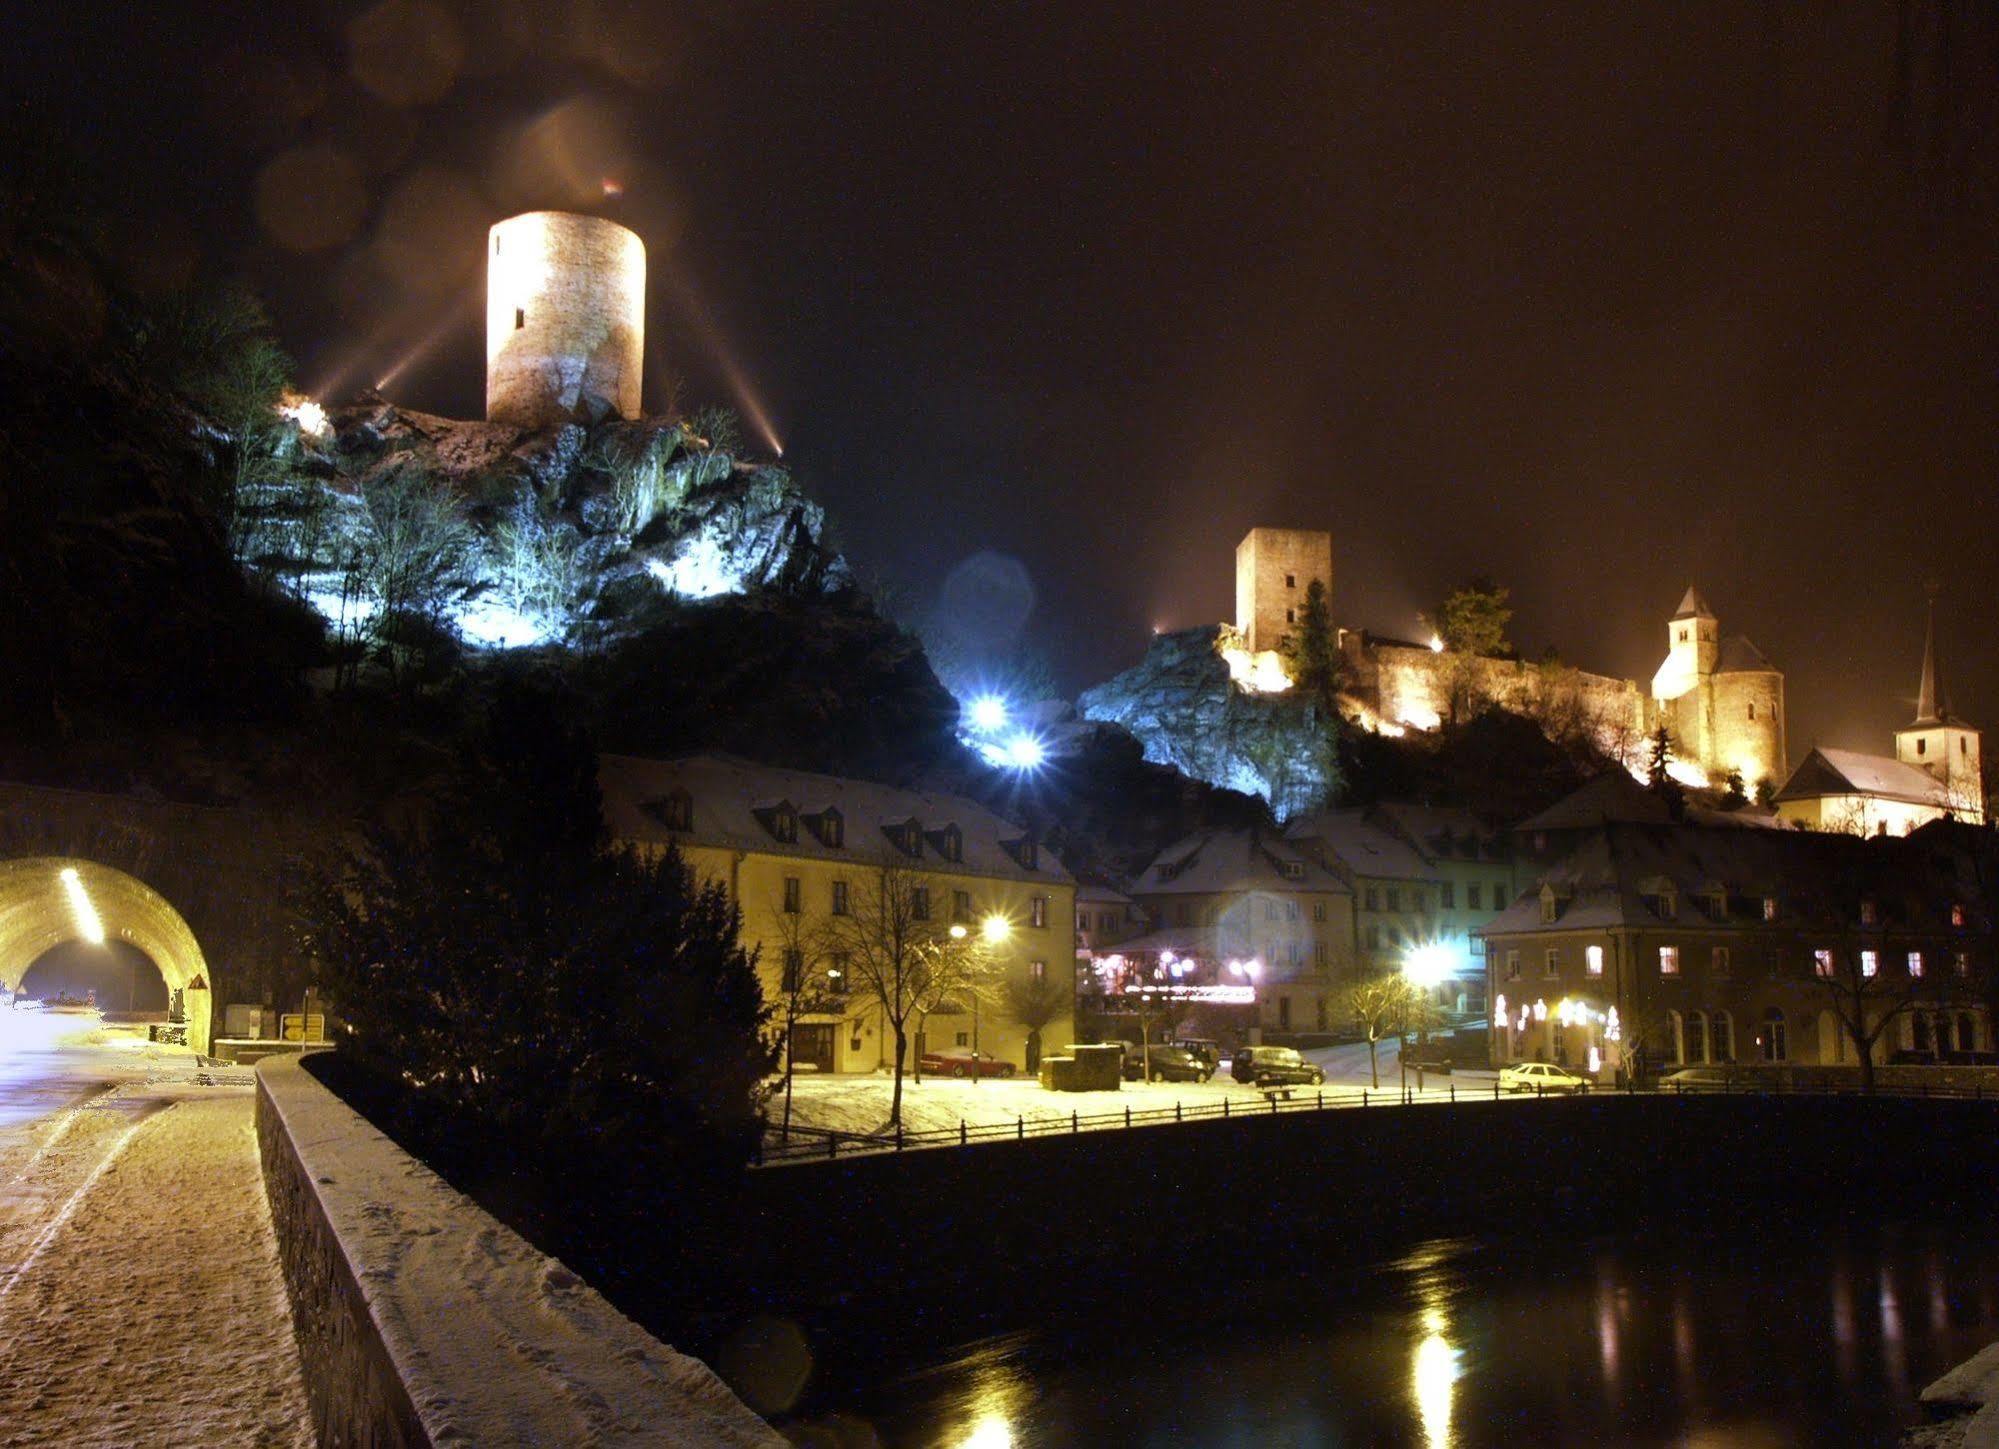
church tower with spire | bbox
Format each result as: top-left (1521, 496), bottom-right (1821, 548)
top-left (1894, 590), bottom-right (1983, 819)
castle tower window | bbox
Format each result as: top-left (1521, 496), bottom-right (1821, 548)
top-left (1285, 574), bottom-right (1296, 588)
top-left (1748, 702), bottom-right (1756, 719)
top-left (1918, 739), bottom-right (1928, 756)
top-left (514, 307), bottom-right (525, 330)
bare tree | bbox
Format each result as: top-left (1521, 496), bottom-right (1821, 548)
top-left (1344, 971), bottom-right (1410, 1089)
top-left (1811, 940), bottom-right (1928, 1094)
top-left (766, 901), bottom-right (843, 1142)
top-left (817, 864), bottom-right (1002, 1127)
top-left (1003, 974), bottom-right (1069, 1073)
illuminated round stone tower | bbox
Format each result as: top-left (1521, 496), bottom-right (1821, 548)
top-left (485, 211), bottom-right (645, 429)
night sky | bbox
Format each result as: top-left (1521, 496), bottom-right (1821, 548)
top-left (14, 2), bottom-right (1999, 763)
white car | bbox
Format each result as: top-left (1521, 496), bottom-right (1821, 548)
top-left (1499, 1061), bottom-right (1590, 1095)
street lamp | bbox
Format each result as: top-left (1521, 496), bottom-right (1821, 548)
top-left (1402, 944), bottom-right (1454, 1092)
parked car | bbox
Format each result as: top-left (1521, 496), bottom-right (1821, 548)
top-left (1499, 1061), bottom-right (1590, 1095)
top-left (1171, 1037), bottom-right (1222, 1073)
top-left (1230, 1046), bottom-right (1325, 1088)
top-left (1133, 1045), bottom-right (1213, 1083)
top-left (919, 1047), bottom-right (1016, 1079)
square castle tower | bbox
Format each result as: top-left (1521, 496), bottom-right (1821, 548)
top-left (1235, 527), bottom-right (1333, 655)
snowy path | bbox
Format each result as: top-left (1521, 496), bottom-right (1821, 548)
top-left (0, 1014), bottom-right (312, 1448)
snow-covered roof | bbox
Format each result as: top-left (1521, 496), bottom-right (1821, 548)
top-left (1364, 803), bottom-right (1508, 864)
top-left (1480, 820), bottom-right (1976, 938)
top-left (600, 753), bottom-right (1069, 885)
top-left (1286, 809), bottom-right (1439, 882)
top-left (1775, 747), bottom-right (1951, 808)
top-left (1514, 771), bottom-right (1675, 832)
top-left (1075, 879), bottom-right (1135, 905)
top-left (1131, 828), bottom-right (1350, 897)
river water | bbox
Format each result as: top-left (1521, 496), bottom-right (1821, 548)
top-left (787, 1214), bottom-right (1999, 1447)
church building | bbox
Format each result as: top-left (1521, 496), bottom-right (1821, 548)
top-left (1776, 597), bottom-right (1984, 834)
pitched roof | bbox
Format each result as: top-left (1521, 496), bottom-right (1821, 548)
top-left (1715, 635), bottom-right (1776, 673)
top-left (1131, 828), bottom-right (1350, 897)
top-left (1674, 586), bottom-right (1715, 620)
top-left (1366, 803), bottom-right (1508, 863)
top-left (1286, 809), bottom-right (1439, 881)
top-left (1514, 771), bottom-right (1674, 832)
top-left (598, 752), bottom-right (1069, 884)
top-left (1774, 747), bottom-right (1951, 808)
top-left (1480, 820), bottom-right (1975, 938)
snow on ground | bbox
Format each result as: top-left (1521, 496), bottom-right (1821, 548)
top-left (0, 1014), bottom-right (311, 1448)
top-left (768, 1062), bottom-right (1475, 1146)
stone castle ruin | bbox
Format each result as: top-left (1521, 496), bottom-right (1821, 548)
top-left (1236, 527), bottom-right (1787, 794)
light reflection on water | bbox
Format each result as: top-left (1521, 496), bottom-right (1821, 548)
top-left (798, 1217), bottom-right (1999, 1448)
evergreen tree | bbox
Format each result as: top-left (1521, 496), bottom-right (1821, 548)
top-left (1285, 578), bottom-right (1343, 712)
top-left (1426, 578), bottom-right (1514, 658)
top-left (1721, 767), bottom-right (1748, 809)
top-left (301, 677), bottom-right (775, 1223)
top-left (1646, 725), bottom-right (1686, 816)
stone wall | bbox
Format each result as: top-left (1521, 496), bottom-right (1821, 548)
top-left (487, 211), bottom-right (646, 429)
top-left (256, 1055), bottom-right (780, 1448)
top-left (1356, 640), bottom-right (1646, 754)
top-left (1234, 528), bottom-right (1332, 655)
top-left (1709, 669), bottom-right (1786, 791)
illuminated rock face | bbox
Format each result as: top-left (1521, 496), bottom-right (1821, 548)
top-left (486, 212), bottom-right (645, 429)
top-left (1078, 626), bottom-right (1338, 819)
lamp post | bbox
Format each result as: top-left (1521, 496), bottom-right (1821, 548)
top-left (1402, 944), bottom-right (1453, 1093)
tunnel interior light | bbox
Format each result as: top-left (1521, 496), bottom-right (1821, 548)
top-left (59, 867), bottom-right (105, 945)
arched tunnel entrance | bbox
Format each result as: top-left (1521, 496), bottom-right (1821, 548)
top-left (0, 858), bottom-right (213, 1054)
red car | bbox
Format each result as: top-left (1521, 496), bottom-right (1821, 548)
top-left (919, 1047), bottom-right (1017, 1079)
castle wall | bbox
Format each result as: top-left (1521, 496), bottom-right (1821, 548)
top-left (486, 212), bottom-right (645, 430)
top-left (1235, 528), bottom-right (1331, 656)
top-left (1361, 643), bottom-right (1646, 757)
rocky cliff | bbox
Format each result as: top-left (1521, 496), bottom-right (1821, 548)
top-left (240, 396), bottom-right (849, 652)
top-left (1076, 626), bottom-right (1339, 820)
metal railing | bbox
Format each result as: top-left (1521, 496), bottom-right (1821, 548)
top-left (754, 1073), bottom-right (1999, 1166)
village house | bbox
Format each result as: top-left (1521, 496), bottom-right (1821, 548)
top-left (1480, 817), bottom-right (1993, 1084)
top-left (1115, 827), bottom-right (1357, 1037)
top-left (600, 752), bottom-right (1077, 1074)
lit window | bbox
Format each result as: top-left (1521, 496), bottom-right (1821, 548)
top-left (1030, 960), bottom-right (1046, 981)
top-left (1908, 951), bottom-right (1924, 978)
top-left (1955, 951), bottom-right (1970, 977)
top-left (782, 876), bottom-right (801, 914)
top-left (1586, 944), bottom-right (1604, 977)
top-left (1030, 896), bottom-right (1048, 929)
top-left (1952, 903), bottom-right (1967, 927)
top-left (1814, 949), bottom-right (1834, 978)
top-left (1659, 945), bottom-right (1680, 975)
top-left (1861, 950), bottom-right (1878, 978)
top-left (1763, 897), bottom-right (1777, 921)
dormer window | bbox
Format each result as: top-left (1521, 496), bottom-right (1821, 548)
top-left (653, 789), bottom-right (693, 832)
top-left (1280, 861), bottom-right (1304, 880)
top-left (885, 820), bottom-right (921, 858)
top-left (1860, 899), bottom-right (1879, 927)
top-left (1655, 887), bottom-right (1677, 921)
top-left (926, 824), bottom-right (963, 863)
top-left (763, 803), bottom-right (798, 844)
top-left (810, 808), bottom-right (844, 848)
top-left (1003, 836), bottom-right (1039, 871)
top-left (1539, 887), bottom-right (1558, 925)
